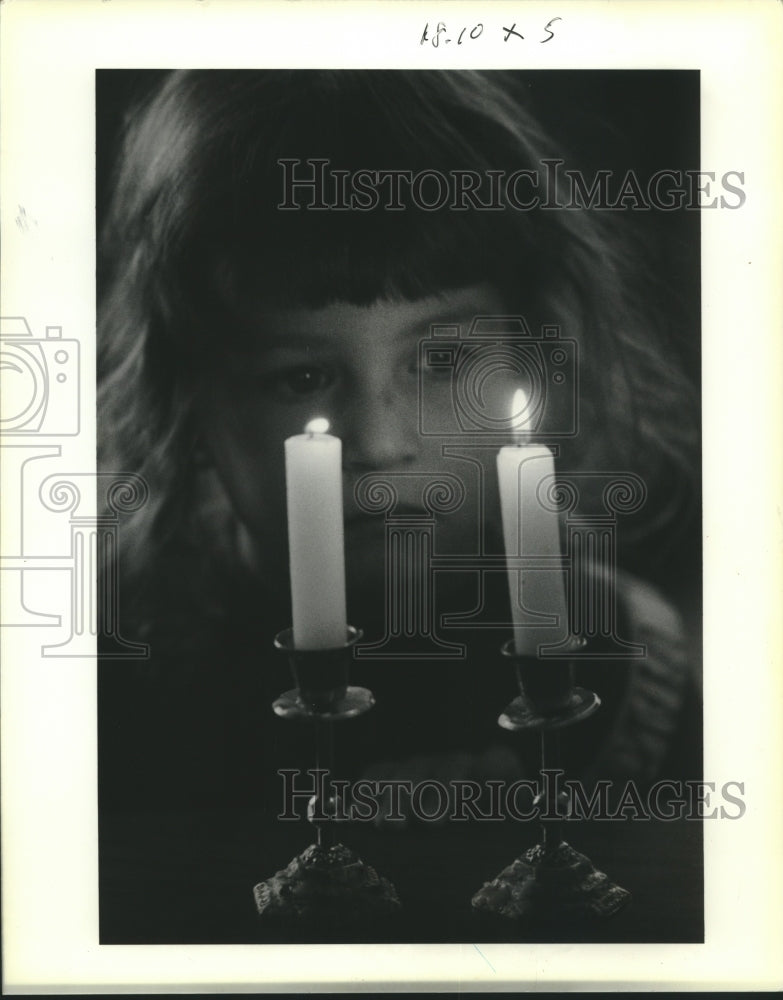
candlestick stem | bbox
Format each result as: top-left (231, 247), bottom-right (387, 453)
top-left (254, 626), bottom-right (401, 929)
top-left (538, 729), bottom-right (566, 853)
top-left (312, 717), bottom-right (337, 849)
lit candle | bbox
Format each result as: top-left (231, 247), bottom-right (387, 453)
top-left (497, 389), bottom-right (569, 656)
top-left (285, 418), bottom-right (347, 650)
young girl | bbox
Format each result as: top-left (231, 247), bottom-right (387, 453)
top-left (97, 70), bottom-right (701, 820)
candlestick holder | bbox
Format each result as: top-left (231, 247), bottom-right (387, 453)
top-left (471, 636), bottom-right (631, 922)
top-left (253, 626), bottom-right (401, 932)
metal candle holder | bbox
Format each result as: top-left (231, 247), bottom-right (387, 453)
top-left (471, 635), bottom-right (631, 921)
top-left (253, 626), bottom-right (401, 928)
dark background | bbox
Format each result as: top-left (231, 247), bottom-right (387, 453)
top-left (96, 70), bottom-right (702, 946)
top-left (97, 71), bottom-right (701, 376)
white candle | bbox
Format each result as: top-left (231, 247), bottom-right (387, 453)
top-left (285, 418), bottom-right (347, 650)
top-left (497, 389), bottom-right (569, 656)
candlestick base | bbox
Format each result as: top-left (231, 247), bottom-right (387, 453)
top-left (273, 685), bottom-right (374, 721)
top-left (272, 687), bottom-right (375, 722)
top-left (473, 635), bottom-right (631, 923)
top-left (255, 624), bottom-right (400, 933)
top-left (253, 842), bottom-right (401, 929)
top-left (471, 839), bottom-right (631, 921)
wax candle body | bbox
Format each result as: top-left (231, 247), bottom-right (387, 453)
top-left (285, 430), bottom-right (347, 650)
top-left (497, 444), bottom-right (569, 656)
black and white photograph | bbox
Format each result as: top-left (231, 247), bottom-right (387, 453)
top-left (2, 1), bottom-right (782, 992)
top-left (96, 67), bottom-right (703, 946)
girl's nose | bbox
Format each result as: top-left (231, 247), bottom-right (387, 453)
top-left (340, 388), bottom-right (418, 472)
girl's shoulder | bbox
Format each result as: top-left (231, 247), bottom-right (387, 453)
top-left (587, 568), bottom-right (699, 784)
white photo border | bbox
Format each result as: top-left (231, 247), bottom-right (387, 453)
top-left (2, 0), bottom-right (782, 992)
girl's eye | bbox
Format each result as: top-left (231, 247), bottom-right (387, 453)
top-left (268, 365), bottom-right (336, 397)
top-left (419, 349), bottom-right (455, 381)
top-left (285, 366), bottom-right (330, 394)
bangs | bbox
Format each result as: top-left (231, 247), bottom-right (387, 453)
top-left (215, 200), bottom-right (551, 312)
top-left (143, 70), bottom-right (560, 326)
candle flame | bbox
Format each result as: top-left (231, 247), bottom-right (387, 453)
top-left (511, 388), bottom-right (531, 443)
top-left (305, 417), bottom-right (330, 435)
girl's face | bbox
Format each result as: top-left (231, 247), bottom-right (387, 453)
top-left (200, 282), bottom-right (511, 625)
